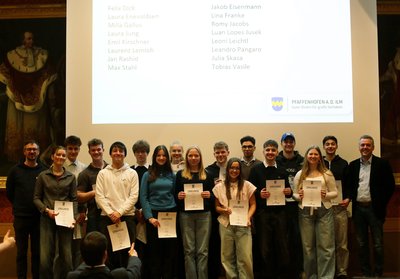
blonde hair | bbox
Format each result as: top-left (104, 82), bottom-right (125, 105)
top-left (169, 140), bottom-right (184, 162)
top-left (181, 146), bottom-right (207, 180)
top-left (298, 145), bottom-right (332, 188)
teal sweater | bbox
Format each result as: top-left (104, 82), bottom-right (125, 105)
top-left (140, 171), bottom-right (176, 220)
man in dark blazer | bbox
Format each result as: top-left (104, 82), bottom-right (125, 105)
top-left (67, 231), bottom-right (141, 279)
top-left (346, 135), bottom-right (395, 277)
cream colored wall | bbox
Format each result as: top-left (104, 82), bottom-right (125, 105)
top-left (66, 0), bottom-right (380, 166)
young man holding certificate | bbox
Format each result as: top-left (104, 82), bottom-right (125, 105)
top-left (322, 136), bottom-right (349, 279)
top-left (213, 158), bottom-right (256, 279)
top-left (248, 139), bottom-right (292, 279)
top-left (95, 142), bottom-right (139, 269)
top-left (293, 146), bottom-right (337, 279)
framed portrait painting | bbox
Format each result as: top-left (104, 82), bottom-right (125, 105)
top-left (0, 2), bottom-right (66, 187)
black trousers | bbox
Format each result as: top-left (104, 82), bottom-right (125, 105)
top-left (13, 216), bottom-right (40, 279)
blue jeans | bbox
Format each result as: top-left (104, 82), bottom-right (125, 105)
top-left (299, 206), bottom-right (335, 279)
top-left (219, 224), bottom-right (253, 279)
top-left (179, 211), bottom-right (211, 279)
top-left (333, 205), bottom-right (349, 276)
top-left (40, 216), bottom-right (73, 279)
top-left (353, 203), bottom-right (384, 276)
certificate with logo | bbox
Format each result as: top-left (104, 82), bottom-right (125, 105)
top-left (229, 199), bottom-right (249, 227)
top-left (54, 201), bottom-right (74, 228)
top-left (331, 180), bottom-right (343, 205)
top-left (158, 212), bottom-right (177, 238)
top-left (184, 183), bottom-right (204, 211)
top-left (302, 180), bottom-right (322, 207)
top-left (266, 179), bottom-right (285, 206)
top-left (107, 221), bottom-right (131, 252)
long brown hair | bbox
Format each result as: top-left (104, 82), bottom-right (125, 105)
top-left (148, 145), bottom-right (173, 183)
top-left (224, 157), bottom-right (244, 200)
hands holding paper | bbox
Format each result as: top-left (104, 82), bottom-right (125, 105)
top-left (109, 211), bottom-right (122, 224)
top-left (148, 217), bottom-right (160, 228)
top-left (220, 206), bottom-right (232, 216)
top-left (177, 191), bottom-right (186, 200)
top-left (201, 191), bottom-right (211, 199)
top-left (321, 189), bottom-right (327, 199)
top-left (260, 188), bottom-right (270, 199)
top-left (46, 208), bottom-right (59, 219)
top-left (179, 190), bottom-right (210, 199)
top-left (339, 198), bottom-right (350, 208)
top-left (299, 189), bottom-right (304, 200)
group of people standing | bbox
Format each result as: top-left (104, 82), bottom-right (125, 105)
top-left (5, 133), bottom-right (395, 279)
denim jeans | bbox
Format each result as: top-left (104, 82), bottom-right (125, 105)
top-left (353, 204), bottom-right (384, 276)
top-left (13, 216), bottom-right (40, 279)
top-left (299, 206), bottom-right (335, 279)
top-left (219, 223), bottom-right (253, 279)
top-left (40, 216), bottom-right (73, 279)
top-left (333, 205), bottom-right (349, 276)
top-left (179, 211), bottom-right (211, 279)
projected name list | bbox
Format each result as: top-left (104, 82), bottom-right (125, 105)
top-left (211, 4), bottom-right (262, 71)
top-left (106, 5), bottom-right (157, 71)
top-left (104, 4), bottom-right (263, 72)
top-left (93, 0), bottom-right (353, 124)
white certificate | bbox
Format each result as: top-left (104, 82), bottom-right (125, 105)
top-left (229, 200), bottom-right (249, 227)
top-left (54, 201), bottom-right (74, 228)
top-left (331, 180), bottom-right (343, 205)
top-left (266, 179), bottom-right (286, 206)
top-left (107, 221), bottom-right (131, 252)
top-left (136, 222), bottom-right (147, 244)
top-left (184, 183), bottom-right (204, 211)
top-left (73, 223), bottom-right (83, 239)
top-left (302, 180), bottom-right (322, 207)
top-left (158, 212), bottom-right (177, 238)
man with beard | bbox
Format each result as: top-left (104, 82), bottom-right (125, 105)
top-left (6, 140), bottom-right (46, 279)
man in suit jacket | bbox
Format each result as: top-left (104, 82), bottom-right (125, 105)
top-left (67, 231), bottom-right (141, 279)
top-left (346, 135), bottom-right (395, 277)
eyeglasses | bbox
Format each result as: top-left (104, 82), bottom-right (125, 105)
top-left (241, 145), bottom-right (254, 149)
top-left (25, 148), bottom-right (38, 151)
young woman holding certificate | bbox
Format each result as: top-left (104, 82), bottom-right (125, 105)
top-left (212, 158), bottom-right (256, 279)
top-left (292, 146), bottom-right (337, 279)
top-left (176, 146), bottom-right (214, 279)
top-left (140, 145), bottom-right (178, 279)
top-left (33, 146), bottom-right (78, 279)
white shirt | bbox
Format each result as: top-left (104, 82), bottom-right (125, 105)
top-left (212, 180), bottom-right (256, 227)
top-left (357, 157), bottom-right (372, 202)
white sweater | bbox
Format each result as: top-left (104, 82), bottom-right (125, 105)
top-left (95, 163), bottom-right (139, 216)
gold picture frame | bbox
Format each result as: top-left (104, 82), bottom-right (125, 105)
top-left (0, 2), bottom-right (66, 189)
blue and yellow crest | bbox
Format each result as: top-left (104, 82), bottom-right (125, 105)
top-left (271, 97), bottom-right (283, 111)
